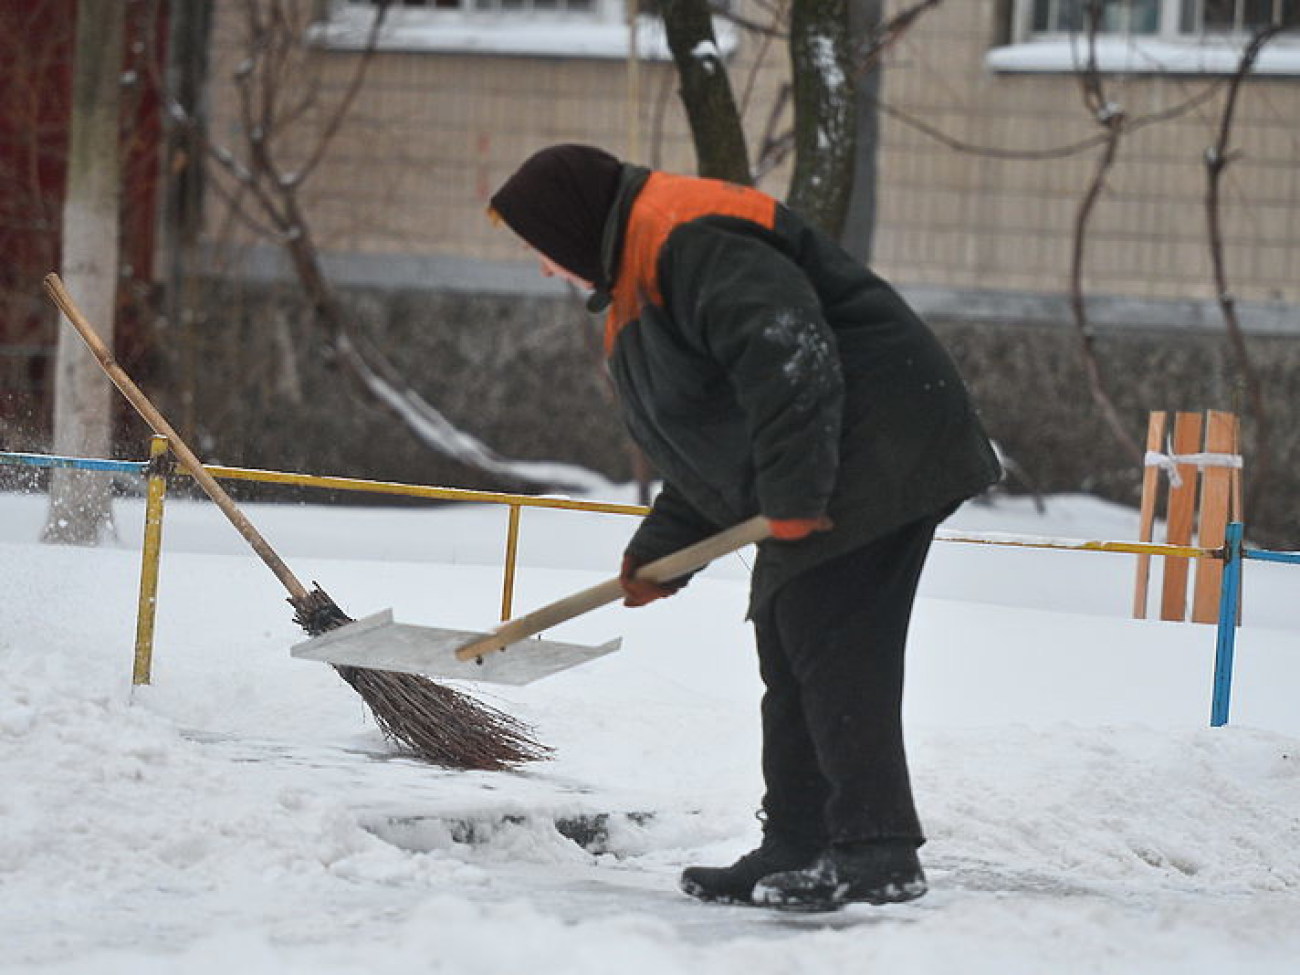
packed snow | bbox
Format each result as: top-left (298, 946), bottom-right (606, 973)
top-left (1, 486), bottom-right (1298, 974)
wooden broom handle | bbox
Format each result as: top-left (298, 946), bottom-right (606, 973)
top-left (455, 515), bottom-right (772, 660)
top-left (44, 273), bottom-right (312, 602)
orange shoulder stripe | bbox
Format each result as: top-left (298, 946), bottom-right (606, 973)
top-left (605, 172), bottom-right (778, 356)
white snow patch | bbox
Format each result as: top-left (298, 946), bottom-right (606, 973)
top-left (1, 489), bottom-right (1298, 972)
top-left (807, 33), bottom-right (848, 92)
top-left (691, 39), bottom-right (721, 75)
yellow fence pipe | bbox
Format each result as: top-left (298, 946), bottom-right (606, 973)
top-left (501, 504), bottom-right (522, 621)
top-left (194, 465), bottom-right (1219, 561)
top-left (935, 528), bottom-right (1216, 561)
top-left (197, 464), bottom-right (650, 517)
top-left (133, 435), bottom-right (170, 685)
top-left (178, 460), bottom-right (1221, 651)
top-left (192, 464), bottom-right (650, 624)
top-left (12, 439), bottom-right (1233, 697)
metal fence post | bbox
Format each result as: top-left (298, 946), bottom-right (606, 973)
top-left (501, 503), bottom-right (522, 621)
top-left (133, 435), bottom-right (171, 685)
top-left (1210, 521), bottom-right (1244, 727)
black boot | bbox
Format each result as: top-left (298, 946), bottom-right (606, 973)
top-left (680, 834), bottom-right (822, 905)
top-left (752, 841), bottom-right (927, 913)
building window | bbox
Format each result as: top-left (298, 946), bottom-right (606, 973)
top-left (313, 0), bottom-right (726, 59)
top-left (1032, 0), bottom-right (1161, 34)
top-left (992, 0), bottom-right (1300, 73)
top-left (1027, 0), bottom-right (1298, 39)
top-left (1190, 0), bottom-right (1299, 32)
top-left (358, 0), bottom-right (598, 12)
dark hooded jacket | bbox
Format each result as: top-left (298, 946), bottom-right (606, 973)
top-left (599, 166), bottom-right (1002, 612)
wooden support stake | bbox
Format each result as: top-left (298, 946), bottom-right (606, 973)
top-left (1192, 411), bottom-right (1238, 623)
top-left (1132, 411), bottom-right (1167, 619)
top-left (1160, 412), bottom-right (1203, 622)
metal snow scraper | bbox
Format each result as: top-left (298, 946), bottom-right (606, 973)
top-left (292, 516), bottom-right (772, 685)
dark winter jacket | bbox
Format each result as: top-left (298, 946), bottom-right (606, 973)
top-left (603, 166), bottom-right (1001, 611)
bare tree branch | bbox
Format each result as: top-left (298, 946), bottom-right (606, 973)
top-left (1067, 0), bottom-right (1142, 463)
top-left (735, 0), bottom-right (788, 120)
top-left (289, 0), bottom-right (389, 185)
top-left (713, 0), bottom-right (788, 39)
top-left (854, 0), bottom-right (943, 70)
top-left (1205, 25), bottom-right (1282, 515)
top-left (873, 81), bottom-right (1222, 161)
top-left (163, 0), bottom-right (608, 492)
top-left (753, 82), bottom-right (793, 178)
top-left (204, 166), bottom-right (284, 239)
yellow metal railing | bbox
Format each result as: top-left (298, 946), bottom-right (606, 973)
top-left (932, 528), bottom-right (1212, 561)
top-left (194, 460), bottom-right (651, 625)
top-left (199, 462), bottom-right (649, 515)
top-left (113, 443), bottom-right (645, 685)
top-left (133, 435), bottom-right (170, 684)
top-left (2, 441), bottom-right (1227, 693)
top-left (140, 448), bottom-right (1224, 686)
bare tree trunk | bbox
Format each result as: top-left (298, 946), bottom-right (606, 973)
top-left (747, 0), bottom-right (943, 186)
top-left (841, 0), bottom-right (882, 262)
top-left (44, 0), bottom-right (124, 545)
top-left (787, 0), bottom-right (856, 237)
top-left (660, 0), bottom-right (752, 182)
top-left (160, 0), bottom-right (213, 444)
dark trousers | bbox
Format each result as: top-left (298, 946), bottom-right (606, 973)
top-left (751, 514), bottom-right (939, 847)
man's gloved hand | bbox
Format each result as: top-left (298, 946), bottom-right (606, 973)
top-left (767, 515), bottom-right (835, 542)
top-left (619, 553), bottom-right (688, 608)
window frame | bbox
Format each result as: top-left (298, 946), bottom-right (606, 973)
top-left (992, 0), bottom-right (1300, 74)
top-left (354, 0), bottom-right (601, 15)
top-left (312, 0), bottom-right (736, 60)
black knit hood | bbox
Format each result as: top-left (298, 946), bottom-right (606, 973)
top-left (490, 144), bottom-right (623, 292)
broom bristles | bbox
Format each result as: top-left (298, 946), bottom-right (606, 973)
top-left (335, 665), bottom-right (550, 770)
top-left (292, 585), bottom-right (550, 770)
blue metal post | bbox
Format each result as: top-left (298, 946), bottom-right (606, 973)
top-left (1210, 521), bottom-right (1244, 727)
top-left (1246, 548), bottom-right (1300, 566)
top-left (0, 451), bottom-right (145, 475)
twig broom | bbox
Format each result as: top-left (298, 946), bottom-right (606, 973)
top-left (45, 273), bottom-right (548, 770)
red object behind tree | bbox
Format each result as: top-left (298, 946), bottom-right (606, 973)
top-left (0, 0), bottom-right (164, 448)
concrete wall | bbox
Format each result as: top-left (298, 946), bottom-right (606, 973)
top-left (931, 317), bottom-right (1300, 548)
top-left (172, 277), bottom-right (634, 496)
top-left (168, 270), bottom-right (1299, 548)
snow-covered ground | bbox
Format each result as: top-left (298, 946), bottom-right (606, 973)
top-left (1, 488), bottom-right (1297, 974)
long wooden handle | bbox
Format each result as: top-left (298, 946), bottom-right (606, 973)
top-left (455, 515), bottom-right (772, 660)
top-left (44, 273), bottom-right (311, 601)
